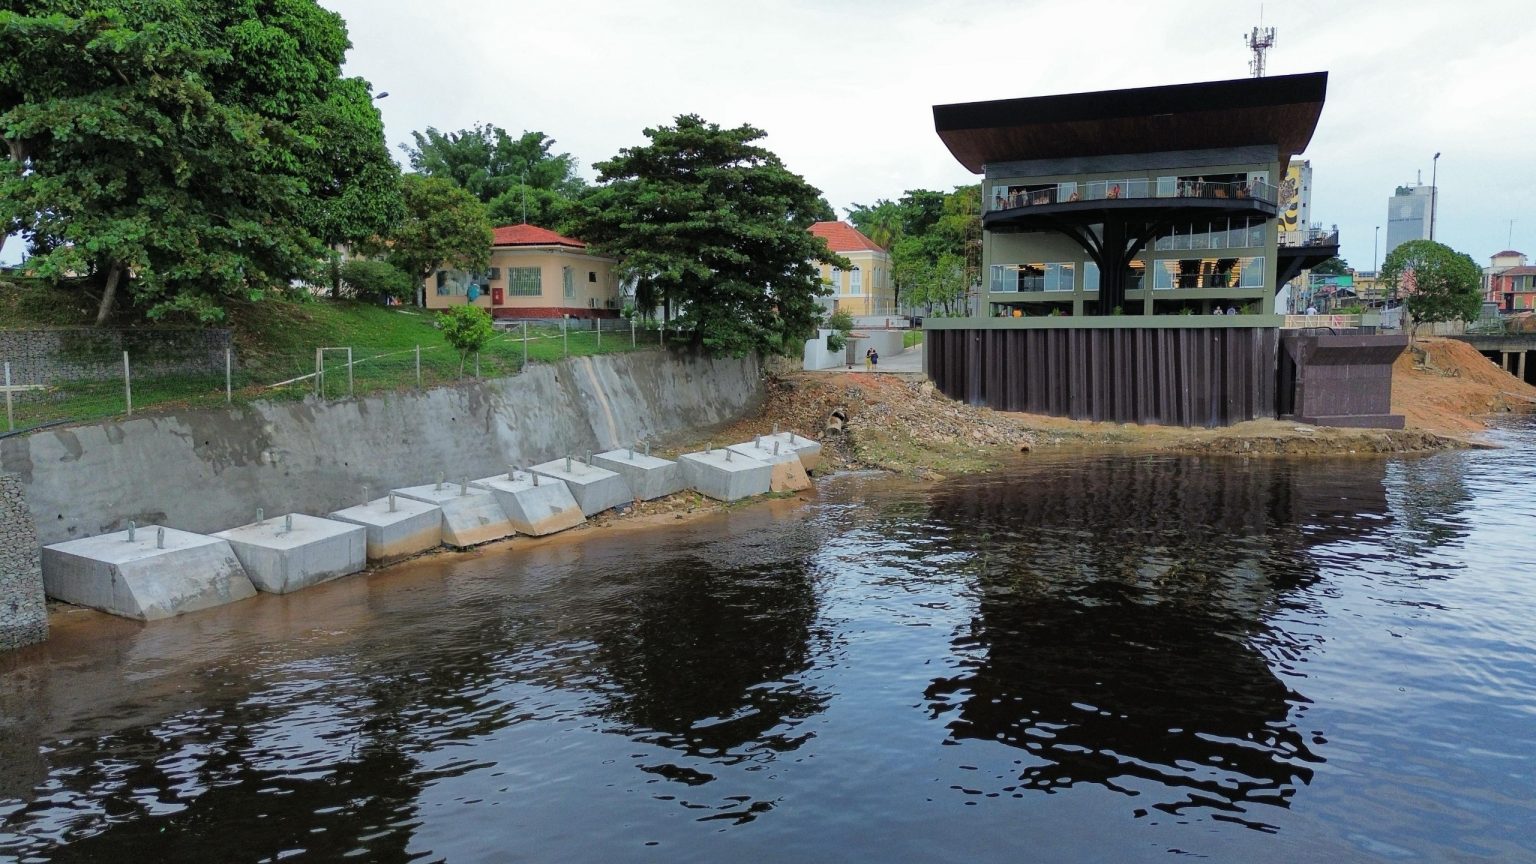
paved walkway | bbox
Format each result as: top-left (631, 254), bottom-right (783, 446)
top-left (814, 345), bottom-right (925, 375)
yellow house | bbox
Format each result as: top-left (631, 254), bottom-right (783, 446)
top-left (810, 221), bottom-right (894, 316)
top-left (427, 224), bottom-right (621, 320)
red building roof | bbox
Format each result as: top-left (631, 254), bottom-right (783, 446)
top-left (810, 221), bottom-right (886, 253)
top-left (1492, 250), bottom-right (1525, 258)
top-left (492, 223), bottom-right (585, 249)
top-left (1502, 266), bottom-right (1536, 277)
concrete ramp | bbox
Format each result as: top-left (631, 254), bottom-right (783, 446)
top-left (43, 527), bottom-right (257, 620)
top-left (395, 482), bottom-right (516, 549)
top-left (214, 514), bottom-right (367, 594)
top-left (472, 472), bottom-right (586, 536)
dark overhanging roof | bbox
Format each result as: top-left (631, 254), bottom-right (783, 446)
top-left (933, 72), bottom-right (1328, 174)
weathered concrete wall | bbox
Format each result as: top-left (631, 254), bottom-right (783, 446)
top-left (3, 351), bottom-right (762, 546)
top-left (0, 472), bottom-right (47, 650)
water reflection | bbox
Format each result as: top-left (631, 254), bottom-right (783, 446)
top-left (919, 457), bottom-right (1393, 828)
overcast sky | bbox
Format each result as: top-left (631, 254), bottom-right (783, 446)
top-left (5, 0), bottom-right (1531, 271)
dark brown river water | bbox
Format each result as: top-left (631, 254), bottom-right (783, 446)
top-left (3, 421), bottom-right (1536, 862)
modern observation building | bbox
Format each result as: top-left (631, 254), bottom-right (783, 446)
top-left (923, 72), bottom-right (1402, 428)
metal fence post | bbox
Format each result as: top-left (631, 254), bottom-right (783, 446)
top-left (4, 361), bottom-right (12, 431)
top-left (631, 317), bottom-right (636, 348)
top-left (415, 344), bottom-right (422, 389)
top-left (522, 321), bottom-right (528, 367)
top-left (563, 318), bottom-right (568, 357)
top-left (225, 347), bottom-right (232, 404)
top-left (597, 319), bottom-right (602, 351)
top-left (123, 351), bottom-right (132, 417)
top-left (475, 351), bottom-right (480, 378)
top-left (346, 347), bottom-right (354, 397)
top-left (315, 347), bottom-right (323, 397)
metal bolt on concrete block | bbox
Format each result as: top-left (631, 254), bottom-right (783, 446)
top-left (127, 521), bottom-right (136, 542)
top-left (565, 455), bottom-right (573, 473)
top-left (460, 479), bottom-right (469, 496)
top-left (156, 527), bottom-right (165, 549)
top-left (388, 492), bottom-right (397, 513)
top-left (256, 508), bottom-right (265, 525)
top-left (774, 441), bottom-right (782, 456)
top-left (284, 514), bottom-right (293, 534)
top-left (436, 473), bottom-right (444, 492)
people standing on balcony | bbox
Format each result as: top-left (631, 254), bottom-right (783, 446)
top-left (1108, 184), bottom-right (1122, 199)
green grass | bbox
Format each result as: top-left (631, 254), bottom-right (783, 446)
top-left (903, 329), bottom-right (925, 349)
top-left (2, 286), bottom-right (662, 432)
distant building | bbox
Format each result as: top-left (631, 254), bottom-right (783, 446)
top-left (809, 221), bottom-right (894, 317)
top-left (1277, 159), bottom-right (1312, 247)
top-left (1384, 183), bottom-right (1435, 256)
top-left (1484, 250), bottom-right (1535, 313)
top-left (427, 224), bottom-right (621, 320)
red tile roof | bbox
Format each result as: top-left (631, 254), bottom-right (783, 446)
top-left (1492, 250), bottom-right (1525, 258)
top-left (1501, 266), bottom-right (1536, 277)
top-left (810, 221), bottom-right (886, 253)
top-left (492, 223), bottom-right (585, 249)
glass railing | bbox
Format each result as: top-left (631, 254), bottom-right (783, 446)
top-left (1278, 227), bottom-right (1340, 248)
top-left (989, 178), bottom-right (1279, 213)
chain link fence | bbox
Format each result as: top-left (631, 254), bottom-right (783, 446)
top-left (2, 318), bottom-right (671, 435)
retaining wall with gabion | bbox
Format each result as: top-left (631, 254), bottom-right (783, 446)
top-left (0, 472), bottom-right (46, 651)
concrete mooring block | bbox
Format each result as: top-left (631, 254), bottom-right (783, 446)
top-left (471, 472), bottom-right (586, 536)
top-left (395, 482), bottom-right (517, 549)
top-left (728, 441), bottom-right (812, 492)
top-left (214, 513), bottom-right (367, 594)
top-left (678, 449), bottom-right (773, 502)
top-left (330, 496), bottom-right (443, 564)
top-left (529, 458), bottom-right (634, 516)
top-left (42, 526), bottom-right (257, 621)
top-left (764, 432), bottom-right (823, 473)
top-left (591, 450), bottom-right (684, 501)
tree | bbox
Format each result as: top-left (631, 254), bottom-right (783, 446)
top-left (338, 259), bottom-right (413, 301)
top-left (1310, 256), bottom-right (1350, 276)
top-left (1380, 240), bottom-right (1482, 336)
top-left (403, 124), bottom-right (586, 228)
top-left (385, 174), bottom-right (492, 301)
top-left (437, 305), bottom-right (495, 376)
top-left (850, 187), bottom-right (979, 315)
top-left (0, 1), bottom-right (394, 324)
top-left (571, 114), bottom-right (845, 357)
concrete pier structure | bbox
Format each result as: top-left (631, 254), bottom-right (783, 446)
top-left (727, 442), bottom-right (812, 492)
top-left (1, 473), bottom-right (47, 650)
top-left (395, 482), bottom-right (517, 548)
top-left (591, 450), bottom-right (683, 501)
top-left (329, 496), bottom-right (443, 564)
top-left (530, 458), bottom-right (634, 516)
top-left (214, 514), bottom-right (367, 594)
top-left (678, 449), bottom-right (773, 502)
top-left (42, 526), bottom-right (257, 620)
top-left (472, 472), bottom-right (586, 536)
top-left (763, 432), bottom-right (824, 473)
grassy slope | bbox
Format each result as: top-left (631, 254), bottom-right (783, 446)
top-left (0, 282), bottom-right (654, 429)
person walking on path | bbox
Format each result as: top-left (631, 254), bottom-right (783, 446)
top-left (869, 347), bottom-right (879, 372)
top-left (864, 348), bottom-right (873, 372)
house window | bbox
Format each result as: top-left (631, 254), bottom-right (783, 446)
top-left (850, 268), bottom-right (862, 295)
top-left (507, 267), bottom-right (541, 296)
top-left (436, 271), bottom-right (449, 296)
top-left (1240, 256), bottom-right (1265, 288)
top-left (990, 263), bottom-right (1074, 292)
top-left (1084, 261), bottom-right (1100, 290)
top-left (831, 267), bottom-right (842, 291)
top-left (563, 266), bottom-right (574, 298)
top-left (588, 271), bottom-right (597, 283)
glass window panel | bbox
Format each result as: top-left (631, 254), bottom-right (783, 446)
top-left (1124, 179), bottom-right (1150, 198)
top-left (850, 268), bottom-right (862, 295)
top-left (1241, 256), bottom-right (1265, 288)
top-left (1191, 229), bottom-right (1209, 250)
top-left (1085, 181), bottom-right (1107, 200)
top-left (990, 265), bottom-right (1006, 292)
top-left (1173, 228), bottom-right (1190, 251)
top-left (1157, 176), bottom-right (1177, 197)
top-left (1248, 222), bottom-right (1265, 247)
top-left (1058, 181), bottom-right (1078, 201)
top-left (563, 266), bottom-right (574, 298)
top-left (507, 267), bottom-right (541, 296)
top-left (1085, 261), bottom-right (1100, 290)
top-left (1154, 262), bottom-right (1174, 290)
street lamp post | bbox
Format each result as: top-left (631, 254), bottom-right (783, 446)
top-left (1429, 151), bottom-right (1441, 242)
top-left (1373, 225), bottom-right (1380, 272)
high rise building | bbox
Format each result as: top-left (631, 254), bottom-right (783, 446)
top-left (1384, 183), bottom-right (1435, 256)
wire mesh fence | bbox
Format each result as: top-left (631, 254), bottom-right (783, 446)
top-left (2, 317), bottom-right (671, 435)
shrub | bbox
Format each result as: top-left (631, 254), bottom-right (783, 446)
top-left (437, 305), bottom-right (496, 376)
top-left (339, 259), bottom-right (414, 301)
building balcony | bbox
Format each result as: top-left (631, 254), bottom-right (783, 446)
top-left (985, 176), bottom-right (1280, 230)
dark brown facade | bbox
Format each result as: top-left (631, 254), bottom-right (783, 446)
top-left (926, 327), bottom-right (1278, 427)
top-left (1278, 333), bottom-right (1408, 428)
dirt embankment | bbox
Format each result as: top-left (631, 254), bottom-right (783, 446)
top-left (707, 340), bottom-right (1533, 477)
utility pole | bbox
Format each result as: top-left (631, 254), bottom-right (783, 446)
top-left (1373, 225), bottom-right (1380, 273)
top-left (1429, 151), bottom-right (1441, 242)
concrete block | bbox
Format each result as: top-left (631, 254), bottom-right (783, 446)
top-left (394, 482), bottom-right (517, 549)
top-left (42, 527), bottom-right (257, 621)
top-left (678, 449), bottom-right (772, 502)
top-left (727, 441), bottom-right (812, 492)
top-left (214, 514), bottom-right (367, 594)
top-left (471, 471), bottom-right (586, 536)
top-left (329, 496), bottom-right (443, 564)
top-left (591, 450), bottom-right (684, 501)
top-left (529, 458), bottom-right (634, 516)
top-left (763, 432), bottom-right (824, 473)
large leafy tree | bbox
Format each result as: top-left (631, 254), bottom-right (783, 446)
top-left (385, 174), bottom-right (492, 300)
top-left (403, 124), bottom-right (585, 228)
top-left (572, 114), bottom-right (844, 356)
top-left (1380, 240), bottom-right (1482, 335)
top-left (847, 187), bottom-right (978, 314)
top-left (0, 0), bottom-right (397, 324)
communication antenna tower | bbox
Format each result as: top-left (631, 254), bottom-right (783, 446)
top-left (1245, 8), bottom-right (1276, 78)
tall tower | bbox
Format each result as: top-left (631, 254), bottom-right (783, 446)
top-left (1245, 13), bottom-right (1276, 78)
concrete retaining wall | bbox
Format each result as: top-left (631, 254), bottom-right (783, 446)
top-left (0, 472), bottom-right (47, 651)
top-left (3, 351), bottom-right (762, 546)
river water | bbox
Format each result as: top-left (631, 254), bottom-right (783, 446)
top-left (3, 422), bottom-right (1535, 863)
